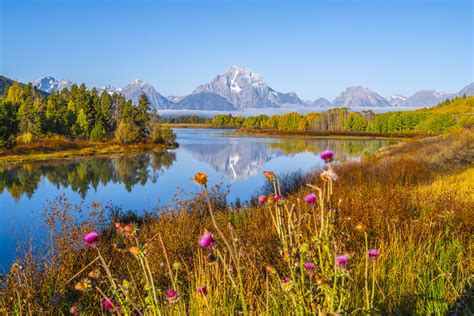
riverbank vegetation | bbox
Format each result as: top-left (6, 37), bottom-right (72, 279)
top-left (1, 128), bottom-right (472, 314)
top-left (212, 96), bottom-right (474, 135)
top-left (0, 83), bottom-right (176, 153)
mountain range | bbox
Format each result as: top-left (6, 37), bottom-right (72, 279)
top-left (2, 66), bottom-right (472, 110)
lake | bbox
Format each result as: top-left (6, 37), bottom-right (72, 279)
top-left (0, 128), bottom-right (391, 270)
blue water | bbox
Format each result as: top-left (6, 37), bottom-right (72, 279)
top-left (0, 128), bottom-right (390, 270)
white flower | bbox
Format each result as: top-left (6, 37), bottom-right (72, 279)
top-left (321, 169), bottom-right (338, 182)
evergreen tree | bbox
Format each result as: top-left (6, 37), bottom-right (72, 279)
top-left (0, 101), bottom-right (19, 149)
top-left (135, 93), bottom-right (151, 141)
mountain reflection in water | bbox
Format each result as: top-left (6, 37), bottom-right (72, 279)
top-left (0, 128), bottom-right (392, 270)
top-left (0, 130), bottom-right (390, 202)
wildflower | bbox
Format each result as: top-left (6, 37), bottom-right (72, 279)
top-left (197, 285), bottom-right (207, 296)
top-left (304, 193), bottom-right (317, 205)
top-left (304, 262), bottom-right (315, 276)
top-left (123, 223), bottom-right (138, 237)
top-left (258, 195), bottom-right (267, 204)
top-left (194, 172), bottom-right (208, 186)
top-left (166, 289), bottom-right (179, 302)
top-left (199, 230), bottom-right (214, 248)
top-left (336, 255), bottom-right (349, 268)
top-left (267, 194), bottom-right (276, 205)
top-left (274, 194), bottom-right (282, 201)
top-left (83, 231), bottom-right (99, 247)
top-left (103, 298), bottom-right (115, 312)
top-left (114, 222), bottom-right (122, 230)
top-left (264, 264), bottom-right (276, 274)
top-left (69, 305), bottom-right (79, 315)
top-left (320, 150), bottom-right (334, 163)
top-left (263, 171), bottom-right (276, 181)
top-left (281, 278), bottom-right (293, 291)
top-left (321, 169), bottom-right (338, 182)
top-left (87, 268), bottom-right (100, 280)
top-left (172, 261), bottom-right (181, 270)
top-left (128, 246), bottom-right (139, 257)
top-left (355, 223), bottom-right (366, 232)
top-left (74, 278), bottom-right (91, 292)
top-left (368, 249), bottom-right (379, 261)
top-left (316, 277), bottom-right (325, 285)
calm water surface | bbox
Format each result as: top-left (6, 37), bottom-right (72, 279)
top-left (0, 128), bottom-right (391, 270)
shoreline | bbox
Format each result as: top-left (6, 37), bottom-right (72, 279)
top-left (234, 128), bottom-right (421, 140)
top-left (165, 123), bottom-right (422, 139)
top-left (0, 142), bottom-right (176, 165)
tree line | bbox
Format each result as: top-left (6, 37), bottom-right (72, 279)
top-left (211, 97), bottom-right (473, 134)
top-left (0, 82), bottom-right (176, 149)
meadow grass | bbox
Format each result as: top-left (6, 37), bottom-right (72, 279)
top-left (0, 129), bottom-right (472, 315)
top-left (0, 136), bottom-right (174, 164)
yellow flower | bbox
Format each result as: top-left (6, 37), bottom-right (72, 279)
top-left (194, 172), bottom-right (208, 186)
top-left (128, 246), bottom-right (139, 257)
top-left (355, 223), bottom-right (366, 233)
top-left (263, 171), bottom-right (276, 181)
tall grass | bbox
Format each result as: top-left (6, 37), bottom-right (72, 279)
top-left (0, 130), bottom-right (472, 314)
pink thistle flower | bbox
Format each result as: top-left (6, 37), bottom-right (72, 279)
top-left (368, 249), bottom-right (379, 261)
top-left (336, 255), bottom-right (349, 268)
top-left (304, 262), bottom-right (315, 275)
top-left (166, 289), bottom-right (179, 301)
top-left (274, 194), bottom-right (282, 201)
top-left (320, 150), bottom-right (334, 163)
top-left (258, 195), bottom-right (267, 204)
top-left (197, 285), bottom-right (207, 296)
top-left (199, 231), bottom-right (214, 248)
top-left (304, 193), bottom-right (317, 205)
top-left (83, 231), bottom-right (99, 247)
top-left (103, 298), bottom-right (115, 312)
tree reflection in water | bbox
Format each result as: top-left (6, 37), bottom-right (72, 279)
top-left (0, 151), bottom-right (177, 202)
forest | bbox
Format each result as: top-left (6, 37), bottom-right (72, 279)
top-left (0, 83), bottom-right (176, 150)
top-left (211, 96), bottom-right (474, 134)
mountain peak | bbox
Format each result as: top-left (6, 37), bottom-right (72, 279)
top-left (333, 86), bottom-right (391, 107)
top-left (193, 66), bottom-right (302, 109)
top-left (34, 76), bottom-right (73, 93)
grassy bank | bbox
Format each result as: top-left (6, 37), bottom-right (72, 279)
top-left (0, 137), bottom-right (176, 164)
top-left (163, 123), bottom-right (214, 128)
top-left (0, 129), bottom-right (472, 314)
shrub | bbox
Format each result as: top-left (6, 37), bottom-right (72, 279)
top-left (16, 132), bottom-right (33, 144)
top-left (89, 122), bottom-right (106, 142)
top-left (114, 121), bottom-right (140, 145)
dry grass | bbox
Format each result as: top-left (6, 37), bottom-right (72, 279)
top-left (0, 136), bottom-right (173, 164)
top-left (0, 130), bottom-right (472, 314)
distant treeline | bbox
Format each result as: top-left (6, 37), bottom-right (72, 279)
top-left (0, 83), bottom-right (176, 149)
top-left (211, 97), bottom-right (474, 134)
top-left (157, 115), bottom-right (212, 124)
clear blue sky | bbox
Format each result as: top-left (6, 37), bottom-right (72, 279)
top-left (0, 0), bottom-right (472, 100)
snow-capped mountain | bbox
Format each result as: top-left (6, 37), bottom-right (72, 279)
top-left (389, 90), bottom-right (452, 107)
top-left (118, 79), bottom-right (172, 109)
top-left (387, 95), bottom-right (408, 106)
top-left (34, 77), bottom-right (73, 93)
top-left (192, 66), bottom-right (303, 109)
top-left (333, 86), bottom-right (392, 107)
top-left (167, 95), bottom-right (184, 103)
